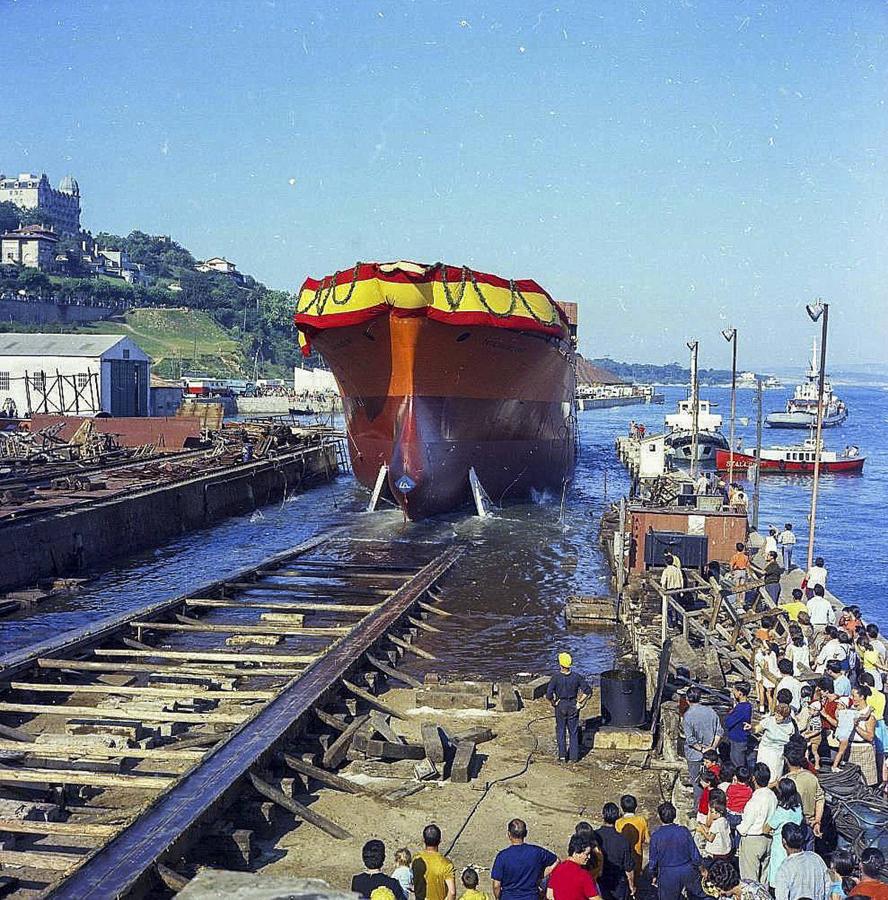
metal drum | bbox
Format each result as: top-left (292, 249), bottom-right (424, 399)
top-left (600, 668), bottom-right (647, 727)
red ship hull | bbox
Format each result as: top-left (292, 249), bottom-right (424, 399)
top-left (715, 449), bottom-right (864, 475)
top-left (311, 315), bottom-right (576, 519)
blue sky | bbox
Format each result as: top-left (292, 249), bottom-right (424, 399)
top-left (3, 0), bottom-right (887, 367)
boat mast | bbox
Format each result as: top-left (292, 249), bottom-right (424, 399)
top-left (722, 328), bottom-right (738, 486)
top-left (751, 378), bottom-right (763, 530)
top-left (805, 301), bottom-right (829, 570)
top-left (687, 340), bottom-right (699, 479)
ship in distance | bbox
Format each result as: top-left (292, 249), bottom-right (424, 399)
top-left (293, 260), bottom-right (577, 519)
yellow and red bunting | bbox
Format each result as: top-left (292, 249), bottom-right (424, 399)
top-left (293, 262), bottom-right (567, 355)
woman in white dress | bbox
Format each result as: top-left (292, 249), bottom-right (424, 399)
top-left (752, 703), bottom-right (795, 781)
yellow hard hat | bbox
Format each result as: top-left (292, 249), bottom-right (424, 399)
top-left (558, 652), bottom-right (572, 668)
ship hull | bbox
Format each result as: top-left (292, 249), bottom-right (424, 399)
top-left (312, 315), bottom-right (576, 518)
top-left (765, 409), bottom-right (848, 428)
top-left (715, 449), bottom-right (864, 474)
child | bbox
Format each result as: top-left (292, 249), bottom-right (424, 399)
top-left (716, 762), bottom-right (735, 794)
top-left (696, 791), bottom-right (732, 861)
top-left (615, 794), bottom-right (649, 879)
top-left (696, 769), bottom-right (719, 825)
top-left (459, 868), bottom-right (488, 900)
top-left (725, 765), bottom-right (753, 827)
top-left (392, 848), bottom-right (413, 897)
top-left (702, 748), bottom-right (721, 780)
top-left (828, 849), bottom-right (858, 900)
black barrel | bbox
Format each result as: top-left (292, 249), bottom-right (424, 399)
top-left (600, 668), bottom-right (647, 727)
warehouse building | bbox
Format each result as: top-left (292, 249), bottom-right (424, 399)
top-left (0, 333), bottom-right (150, 418)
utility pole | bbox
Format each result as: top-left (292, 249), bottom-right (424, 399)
top-left (805, 300), bottom-right (829, 570)
top-left (721, 328), bottom-right (738, 485)
top-left (752, 378), bottom-right (763, 531)
top-left (687, 341), bottom-right (700, 479)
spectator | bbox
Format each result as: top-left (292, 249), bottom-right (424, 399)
top-left (780, 588), bottom-right (808, 624)
top-left (853, 849), bottom-right (888, 900)
top-left (546, 835), bottom-right (599, 900)
top-left (491, 819), bottom-right (557, 900)
top-left (646, 802), bottom-right (704, 900)
top-left (353, 840), bottom-right (408, 900)
top-left (724, 681), bottom-right (753, 767)
top-left (737, 762), bottom-right (777, 882)
top-left (778, 524), bottom-right (796, 571)
top-left (826, 660), bottom-right (852, 698)
top-left (413, 825), bottom-right (456, 900)
top-left (753, 634), bottom-right (780, 714)
top-left (752, 703), bottom-right (795, 780)
top-left (574, 823), bottom-right (604, 881)
top-left (833, 686), bottom-right (878, 786)
top-left (804, 557), bottom-right (828, 599)
top-left (775, 659), bottom-right (804, 713)
top-left (808, 587), bottom-right (837, 631)
top-left (614, 795), bottom-right (649, 881)
top-left (696, 790), bottom-right (731, 861)
top-left (827, 849), bottom-right (858, 900)
top-left (784, 744), bottom-right (825, 839)
top-left (393, 849), bottom-right (414, 897)
top-left (764, 779), bottom-right (804, 888)
top-left (762, 551), bottom-right (783, 604)
top-left (681, 687), bottom-right (724, 808)
top-left (785, 627), bottom-right (811, 676)
top-left (702, 858), bottom-right (771, 900)
top-left (725, 765), bottom-right (754, 828)
top-left (460, 868), bottom-right (489, 900)
top-left (595, 803), bottom-right (636, 900)
top-left (729, 543), bottom-right (750, 589)
top-left (773, 822), bottom-right (831, 900)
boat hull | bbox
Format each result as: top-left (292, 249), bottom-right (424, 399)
top-left (715, 449), bottom-right (864, 474)
top-left (666, 430), bottom-right (730, 466)
top-left (765, 409), bottom-right (848, 428)
top-left (312, 315), bottom-right (576, 518)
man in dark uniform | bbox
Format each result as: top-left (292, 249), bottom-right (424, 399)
top-left (546, 652), bottom-right (590, 763)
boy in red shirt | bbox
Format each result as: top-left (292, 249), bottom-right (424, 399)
top-left (547, 834), bottom-right (599, 900)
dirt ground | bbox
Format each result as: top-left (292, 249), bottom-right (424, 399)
top-left (259, 686), bottom-right (680, 894)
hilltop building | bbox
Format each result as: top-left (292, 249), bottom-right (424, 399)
top-left (1, 225), bottom-right (61, 271)
top-left (196, 257), bottom-right (245, 284)
top-left (0, 172), bottom-right (81, 235)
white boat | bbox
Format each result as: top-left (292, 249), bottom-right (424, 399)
top-left (737, 372), bottom-right (782, 389)
top-left (765, 341), bottom-right (847, 429)
top-left (663, 397), bottom-right (729, 464)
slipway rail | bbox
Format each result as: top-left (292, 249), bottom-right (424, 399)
top-left (0, 530), bottom-right (463, 898)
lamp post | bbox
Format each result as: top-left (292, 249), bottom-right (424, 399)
top-left (687, 341), bottom-right (699, 479)
top-left (805, 300), bottom-right (829, 571)
top-left (721, 328), bottom-right (738, 486)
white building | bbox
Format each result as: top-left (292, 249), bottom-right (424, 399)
top-left (0, 333), bottom-right (150, 417)
top-left (0, 173), bottom-right (81, 235)
top-left (293, 365), bottom-right (337, 393)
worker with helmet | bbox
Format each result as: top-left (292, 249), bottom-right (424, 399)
top-left (546, 652), bottom-right (590, 763)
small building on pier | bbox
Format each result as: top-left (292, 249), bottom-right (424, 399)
top-left (0, 332), bottom-right (150, 417)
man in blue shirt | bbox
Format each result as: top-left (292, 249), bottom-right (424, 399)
top-left (646, 801), bottom-right (705, 900)
top-left (723, 681), bottom-right (753, 768)
top-left (546, 652), bottom-right (590, 763)
top-left (491, 819), bottom-right (558, 900)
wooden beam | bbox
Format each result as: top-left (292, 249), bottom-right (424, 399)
top-left (417, 600), bottom-right (452, 617)
top-left (387, 634), bottom-right (436, 660)
top-left (342, 680), bottom-right (406, 721)
top-left (187, 598), bottom-right (379, 614)
top-left (269, 569), bottom-right (411, 581)
top-left (248, 772), bottom-right (350, 840)
top-left (9, 682), bottom-right (274, 701)
top-left (155, 862), bottom-right (191, 892)
top-left (0, 702), bottom-right (247, 725)
top-left (0, 818), bottom-right (119, 838)
top-left (322, 713), bottom-right (369, 769)
top-left (0, 848), bottom-right (84, 872)
top-left (408, 616), bottom-right (441, 634)
top-left (0, 765), bottom-right (172, 790)
top-left (313, 707), bottom-right (348, 732)
top-left (282, 752), bottom-right (361, 794)
top-left (0, 722), bottom-right (35, 743)
top-left (91, 649), bottom-right (318, 664)
top-left (366, 654), bottom-right (423, 689)
top-left (230, 581), bottom-right (388, 597)
top-left (0, 739), bottom-right (204, 762)
top-left (128, 621), bottom-right (348, 637)
top-left (38, 659), bottom-right (302, 677)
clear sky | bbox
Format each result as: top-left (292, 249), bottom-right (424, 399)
top-left (4, 0), bottom-right (887, 368)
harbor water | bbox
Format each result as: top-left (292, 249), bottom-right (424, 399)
top-left (1, 383), bottom-right (885, 677)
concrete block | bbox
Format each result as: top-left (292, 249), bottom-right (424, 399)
top-left (421, 723), bottom-right (446, 764)
top-left (516, 676), bottom-right (550, 701)
top-left (413, 758), bottom-right (439, 781)
top-left (415, 690), bottom-right (489, 710)
top-left (177, 872), bottom-right (357, 900)
top-left (450, 741), bottom-right (476, 783)
top-left (591, 727), bottom-right (654, 751)
top-left (497, 682), bottom-right (521, 712)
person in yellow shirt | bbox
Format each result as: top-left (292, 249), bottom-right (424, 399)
top-left (412, 825), bottom-right (456, 900)
top-left (614, 794), bottom-right (650, 878)
top-left (459, 868), bottom-right (489, 900)
top-left (779, 588), bottom-right (808, 623)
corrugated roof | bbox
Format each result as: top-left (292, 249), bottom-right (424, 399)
top-left (0, 333), bottom-right (129, 358)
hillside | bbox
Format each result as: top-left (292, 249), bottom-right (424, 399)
top-left (589, 357), bottom-right (731, 385)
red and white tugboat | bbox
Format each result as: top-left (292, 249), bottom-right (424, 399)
top-left (716, 437), bottom-right (864, 475)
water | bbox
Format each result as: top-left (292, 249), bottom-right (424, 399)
top-left (1, 384), bottom-right (885, 674)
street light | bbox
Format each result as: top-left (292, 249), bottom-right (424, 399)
top-left (721, 328), bottom-right (738, 487)
top-left (805, 299), bottom-right (829, 570)
top-left (686, 341), bottom-right (700, 476)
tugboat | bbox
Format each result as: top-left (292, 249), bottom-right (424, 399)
top-left (765, 342), bottom-right (847, 428)
top-left (663, 397), bottom-right (729, 466)
top-left (293, 260), bottom-right (577, 519)
top-left (715, 438), bottom-right (864, 475)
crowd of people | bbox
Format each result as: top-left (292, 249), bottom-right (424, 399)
top-left (347, 812), bottom-right (886, 900)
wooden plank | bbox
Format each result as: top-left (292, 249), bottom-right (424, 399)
top-left (230, 581), bottom-right (388, 597)
top-left (187, 598), bottom-right (379, 614)
top-left (0, 765), bottom-right (172, 790)
top-left (417, 600), bottom-right (452, 618)
top-left (155, 863), bottom-right (191, 892)
top-left (9, 682), bottom-right (275, 701)
top-left (268, 569), bottom-right (412, 581)
top-left (366, 654), bottom-right (423, 689)
top-left (388, 634), bottom-right (435, 660)
top-left (0, 848), bottom-right (84, 872)
top-left (367, 710), bottom-right (403, 744)
top-left (0, 740), bottom-right (204, 762)
top-left (352, 736), bottom-right (425, 760)
top-left (0, 819), bottom-right (119, 838)
top-left (322, 713), bottom-right (369, 769)
top-left (248, 772), bottom-right (350, 840)
top-left (342, 679), bottom-right (406, 721)
top-left (129, 621), bottom-right (348, 637)
top-left (38, 659), bottom-right (302, 677)
top-left (313, 708), bottom-right (348, 732)
top-left (0, 702), bottom-right (247, 726)
top-left (282, 753), bottom-right (360, 794)
top-left (91, 649), bottom-right (318, 664)
top-left (0, 722), bottom-right (35, 743)
top-left (408, 616), bottom-right (441, 634)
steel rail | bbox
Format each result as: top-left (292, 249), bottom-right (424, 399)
top-left (47, 543), bottom-right (464, 899)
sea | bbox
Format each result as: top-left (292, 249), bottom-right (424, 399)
top-left (0, 383), bottom-right (885, 680)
